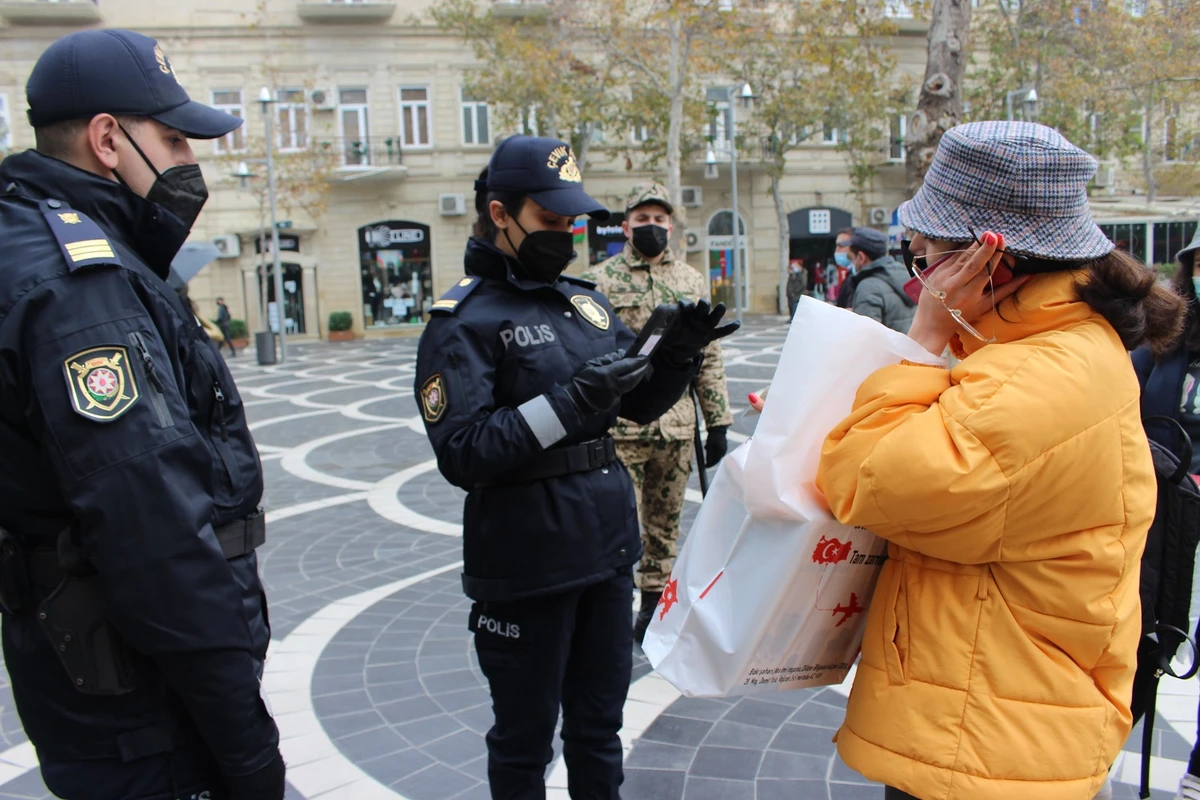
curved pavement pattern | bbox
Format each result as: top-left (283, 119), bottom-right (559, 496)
top-left (0, 316), bottom-right (1193, 800)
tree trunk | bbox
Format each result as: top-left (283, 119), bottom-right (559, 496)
top-left (1141, 99), bottom-right (1157, 205)
top-left (905, 0), bottom-right (972, 196)
top-left (665, 11), bottom-right (685, 252)
top-left (772, 170), bottom-right (789, 316)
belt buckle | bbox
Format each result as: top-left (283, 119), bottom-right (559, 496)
top-left (587, 439), bottom-right (607, 468)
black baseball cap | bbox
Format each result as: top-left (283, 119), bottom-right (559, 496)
top-left (26, 29), bottom-right (243, 140)
top-left (475, 136), bottom-right (611, 220)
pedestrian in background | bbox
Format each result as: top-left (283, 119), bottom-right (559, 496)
top-left (786, 260), bottom-right (808, 318)
top-left (0, 29), bottom-right (282, 800)
top-left (815, 121), bottom-right (1183, 800)
top-left (837, 227), bottom-right (916, 332)
top-left (581, 182), bottom-right (735, 644)
top-left (414, 137), bottom-right (738, 799)
top-left (216, 296), bottom-right (237, 356)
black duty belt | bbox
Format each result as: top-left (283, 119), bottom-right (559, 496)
top-left (25, 510), bottom-right (267, 588)
top-left (481, 436), bottom-right (618, 488)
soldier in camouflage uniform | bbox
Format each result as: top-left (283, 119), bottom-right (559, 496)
top-left (580, 182), bottom-right (734, 644)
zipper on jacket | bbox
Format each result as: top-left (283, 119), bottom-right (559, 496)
top-left (212, 382), bottom-right (229, 441)
top-left (129, 332), bottom-right (172, 428)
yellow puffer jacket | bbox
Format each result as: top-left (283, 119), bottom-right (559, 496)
top-left (815, 272), bottom-right (1155, 800)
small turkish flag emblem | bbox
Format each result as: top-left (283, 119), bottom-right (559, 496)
top-left (812, 536), bottom-right (852, 565)
top-left (658, 578), bottom-right (679, 620)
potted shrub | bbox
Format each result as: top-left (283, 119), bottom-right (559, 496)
top-left (328, 311), bottom-right (354, 342)
top-left (228, 319), bottom-right (249, 351)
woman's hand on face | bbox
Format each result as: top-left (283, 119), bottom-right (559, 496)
top-left (907, 232), bottom-right (1030, 355)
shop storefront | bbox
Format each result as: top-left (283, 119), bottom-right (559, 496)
top-left (358, 220), bottom-right (433, 327)
top-left (253, 234), bottom-right (307, 334)
top-left (587, 214), bottom-right (628, 265)
top-left (707, 210), bottom-right (749, 311)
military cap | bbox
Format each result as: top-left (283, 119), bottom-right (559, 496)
top-left (26, 29), bottom-right (242, 139)
top-left (625, 182), bottom-right (674, 215)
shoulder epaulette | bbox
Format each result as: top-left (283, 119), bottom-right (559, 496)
top-left (40, 201), bottom-right (122, 271)
top-left (560, 274), bottom-right (597, 290)
top-left (430, 276), bottom-right (482, 315)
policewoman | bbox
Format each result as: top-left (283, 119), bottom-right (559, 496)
top-left (415, 136), bottom-right (738, 798)
top-left (0, 31), bottom-right (281, 799)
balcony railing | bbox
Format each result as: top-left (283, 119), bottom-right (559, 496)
top-left (0, 0), bottom-right (102, 24)
top-left (318, 136), bottom-right (404, 168)
top-left (296, 1), bottom-right (396, 23)
top-left (492, 0), bottom-right (550, 19)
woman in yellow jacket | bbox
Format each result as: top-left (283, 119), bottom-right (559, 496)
top-left (815, 121), bottom-right (1185, 800)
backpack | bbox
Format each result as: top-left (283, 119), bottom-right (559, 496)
top-left (1134, 415), bottom-right (1200, 799)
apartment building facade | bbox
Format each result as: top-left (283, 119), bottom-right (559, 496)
top-left (1, 0), bottom-right (1192, 337)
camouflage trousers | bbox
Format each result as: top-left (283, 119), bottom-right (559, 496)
top-left (617, 437), bottom-right (695, 592)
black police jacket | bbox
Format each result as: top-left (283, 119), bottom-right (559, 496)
top-left (416, 238), bottom-right (698, 601)
top-left (0, 151), bottom-right (278, 777)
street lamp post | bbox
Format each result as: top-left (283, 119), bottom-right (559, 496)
top-left (1005, 87), bottom-right (1039, 122)
top-left (729, 89), bottom-right (743, 325)
top-left (258, 87), bottom-right (288, 363)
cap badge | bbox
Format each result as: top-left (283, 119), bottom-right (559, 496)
top-left (547, 145), bottom-right (583, 184)
top-left (153, 45), bottom-right (181, 85)
top-left (58, 213), bottom-right (81, 225)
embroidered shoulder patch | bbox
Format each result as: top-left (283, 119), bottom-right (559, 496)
top-left (63, 346), bottom-right (139, 422)
top-left (570, 294), bottom-right (611, 331)
top-left (420, 373), bottom-right (448, 423)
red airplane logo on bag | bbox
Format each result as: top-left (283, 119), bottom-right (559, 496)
top-left (658, 578), bottom-right (679, 620)
top-left (812, 536), bottom-right (852, 565)
top-left (832, 593), bottom-right (864, 627)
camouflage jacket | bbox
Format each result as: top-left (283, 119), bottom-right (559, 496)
top-left (580, 243), bottom-right (733, 441)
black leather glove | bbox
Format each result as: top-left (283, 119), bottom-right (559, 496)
top-left (565, 350), bottom-right (653, 415)
top-left (226, 752), bottom-right (286, 800)
top-left (657, 300), bottom-right (741, 369)
top-left (704, 426), bottom-right (728, 468)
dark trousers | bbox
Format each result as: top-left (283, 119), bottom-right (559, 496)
top-left (472, 572), bottom-right (633, 800)
top-left (41, 745), bottom-right (223, 800)
top-left (884, 788), bottom-right (921, 800)
top-left (217, 325), bottom-right (236, 356)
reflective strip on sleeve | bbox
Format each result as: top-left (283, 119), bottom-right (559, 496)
top-left (518, 394), bottom-right (568, 449)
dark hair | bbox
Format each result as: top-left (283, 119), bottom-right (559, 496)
top-left (34, 114), bottom-right (143, 160)
top-left (1169, 249), bottom-right (1200, 351)
top-left (472, 167), bottom-right (527, 242)
top-left (836, 227), bottom-right (854, 239)
top-left (1073, 249), bottom-right (1184, 356)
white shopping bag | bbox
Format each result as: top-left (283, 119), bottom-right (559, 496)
top-left (643, 297), bottom-right (944, 697)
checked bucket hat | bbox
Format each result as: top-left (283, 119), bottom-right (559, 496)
top-left (898, 121), bottom-right (1114, 261)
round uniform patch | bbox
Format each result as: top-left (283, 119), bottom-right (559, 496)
top-left (421, 373), bottom-right (448, 423)
top-left (570, 295), bottom-right (611, 331)
top-left (63, 346), bottom-right (139, 422)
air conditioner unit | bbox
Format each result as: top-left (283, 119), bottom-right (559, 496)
top-left (439, 193), bottom-right (467, 216)
top-left (311, 88), bottom-right (337, 111)
top-left (685, 231), bottom-right (702, 252)
top-left (1093, 163), bottom-right (1116, 188)
top-left (680, 186), bottom-right (703, 208)
top-left (869, 206), bottom-right (889, 225)
top-left (213, 234), bottom-right (241, 259)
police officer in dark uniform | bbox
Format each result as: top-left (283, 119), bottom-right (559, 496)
top-left (415, 135), bottom-right (738, 799)
top-left (0, 30), bottom-right (283, 800)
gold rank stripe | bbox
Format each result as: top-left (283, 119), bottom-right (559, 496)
top-left (65, 239), bottom-right (115, 261)
top-left (432, 299), bottom-right (458, 309)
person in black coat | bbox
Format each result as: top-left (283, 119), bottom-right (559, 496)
top-left (415, 135), bottom-right (738, 799)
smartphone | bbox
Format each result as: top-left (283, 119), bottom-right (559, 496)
top-left (902, 259), bottom-right (1014, 304)
top-left (628, 303), bottom-right (680, 358)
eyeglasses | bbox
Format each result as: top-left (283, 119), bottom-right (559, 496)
top-left (900, 229), bottom-right (1007, 343)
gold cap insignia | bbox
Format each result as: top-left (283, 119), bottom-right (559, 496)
top-left (570, 295), bottom-right (610, 331)
top-left (420, 373), bottom-right (448, 423)
top-left (153, 44), bottom-right (181, 84)
top-left (63, 346), bottom-right (139, 422)
top-left (547, 145), bottom-right (583, 184)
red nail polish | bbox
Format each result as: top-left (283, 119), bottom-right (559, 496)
top-left (983, 232), bottom-right (997, 247)
top-left (748, 393), bottom-right (760, 404)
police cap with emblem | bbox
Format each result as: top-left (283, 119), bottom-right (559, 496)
top-left (26, 29), bottom-right (243, 140)
top-left (475, 136), bottom-right (611, 221)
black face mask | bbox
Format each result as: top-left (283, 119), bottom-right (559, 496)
top-left (116, 123), bottom-right (209, 230)
top-left (505, 217), bottom-right (577, 283)
top-left (631, 224), bottom-right (670, 259)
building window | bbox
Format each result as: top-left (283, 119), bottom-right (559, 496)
top-left (884, 0), bottom-right (914, 17)
top-left (461, 92), bottom-right (490, 146)
top-left (211, 90), bottom-right (245, 154)
top-left (400, 87), bottom-right (432, 149)
top-left (706, 86), bottom-right (734, 158)
top-left (0, 93), bottom-right (11, 151)
top-left (338, 88), bottom-right (371, 166)
top-left (276, 88), bottom-right (308, 151)
top-left (822, 122), bottom-right (842, 145)
top-left (632, 124), bottom-right (651, 143)
top-left (1126, 0), bottom-right (1146, 16)
top-left (889, 114), bottom-right (906, 161)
